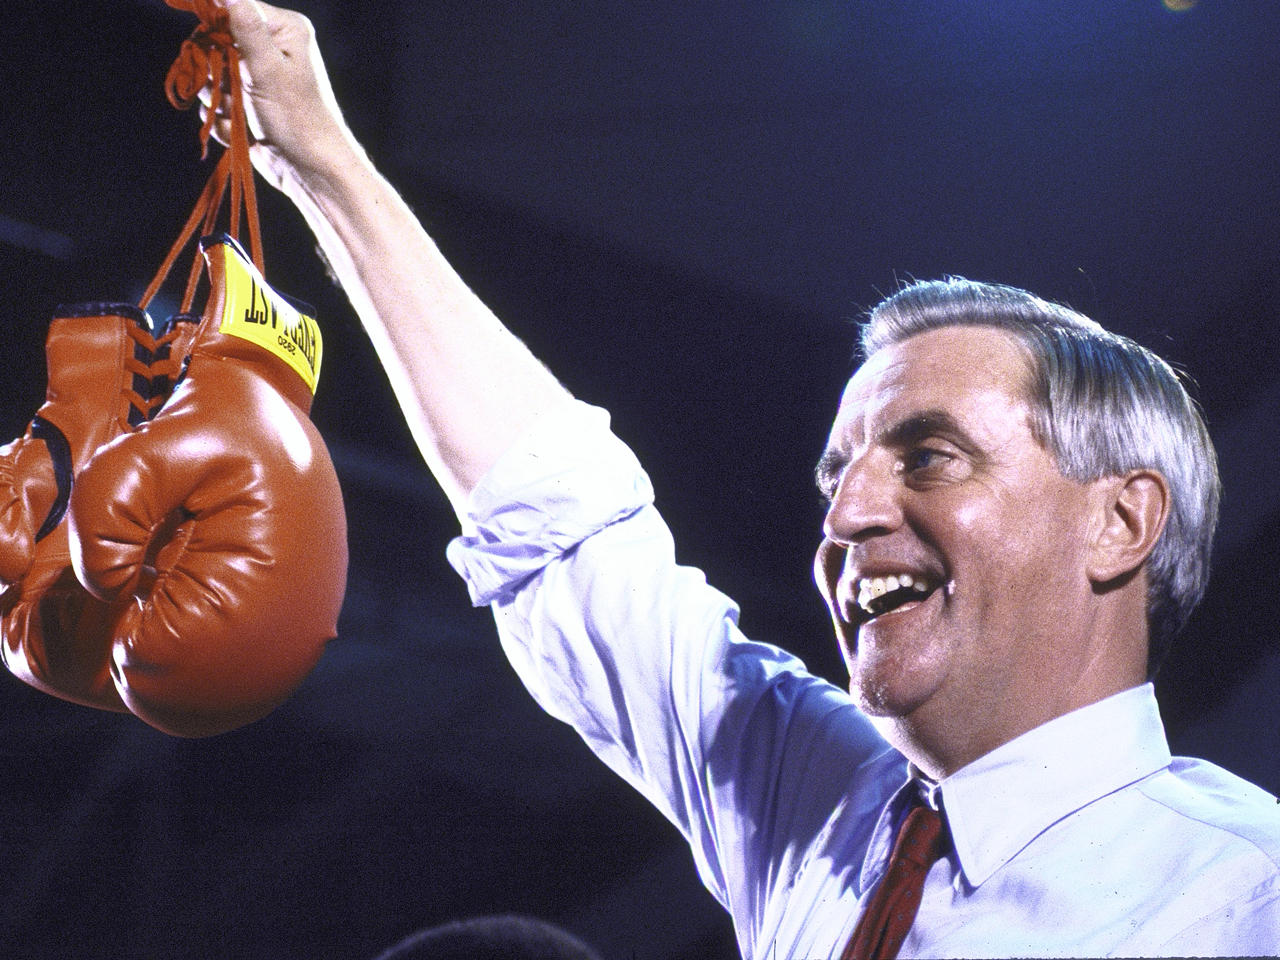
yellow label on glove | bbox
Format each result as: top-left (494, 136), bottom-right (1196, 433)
top-left (217, 241), bottom-right (323, 394)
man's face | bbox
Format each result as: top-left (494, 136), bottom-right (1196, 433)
top-left (814, 325), bottom-right (1102, 755)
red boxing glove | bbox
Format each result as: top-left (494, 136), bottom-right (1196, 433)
top-left (69, 236), bottom-right (348, 737)
top-left (0, 309), bottom-right (194, 712)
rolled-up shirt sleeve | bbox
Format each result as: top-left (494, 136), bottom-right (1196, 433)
top-left (448, 403), bottom-right (655, 606)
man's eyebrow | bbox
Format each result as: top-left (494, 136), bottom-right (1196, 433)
top-left (878, 409), bottom-right (974, 450)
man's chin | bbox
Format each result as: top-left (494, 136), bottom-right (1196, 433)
top-left (849, 677), bottom-right (915, 718)
top-left (847, 657), bottom-right (942, 720)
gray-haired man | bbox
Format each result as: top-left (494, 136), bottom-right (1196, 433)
top-left (214, 2), bottom-right (1280, 956)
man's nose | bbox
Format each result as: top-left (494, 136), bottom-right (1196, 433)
top-left (821, 452), bottom-right (903, 544)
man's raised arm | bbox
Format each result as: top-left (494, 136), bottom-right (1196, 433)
top-left (219, 0), bottom-right (572, 512)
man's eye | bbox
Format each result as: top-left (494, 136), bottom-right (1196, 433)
top-left (816, 472), bottom-right (840, 503)
top-left (815, 453), bottom-right (846, 502)
top-left (904, 448), bottom-right (949, 472)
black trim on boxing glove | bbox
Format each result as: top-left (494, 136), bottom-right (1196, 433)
top-left (28, 416), bottom-right (72, 544)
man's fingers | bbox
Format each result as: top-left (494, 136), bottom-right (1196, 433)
top-left (198, 102), bottom-right (234, 147)
top-left (224, 0), bottom-right (276, 66)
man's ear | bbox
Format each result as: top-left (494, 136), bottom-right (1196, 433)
top-left (1087, 470), bottom-right (1171, 584)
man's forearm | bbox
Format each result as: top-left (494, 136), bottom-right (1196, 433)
top-left (279, 141), bottom-right (572, 512)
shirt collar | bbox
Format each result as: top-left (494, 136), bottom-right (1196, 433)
top-left (936, 683), bottom-right (1173, 887)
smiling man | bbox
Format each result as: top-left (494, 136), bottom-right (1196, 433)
top-left (214, 2), bottom-right (1280, 957)
top-left (814, 297), bottom-right (1188, 779)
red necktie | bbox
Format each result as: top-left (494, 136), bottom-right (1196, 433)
top-left (842, 804), bottom-right (948, 960)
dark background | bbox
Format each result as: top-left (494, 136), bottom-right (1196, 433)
top-left (1, 1), bottom-right (1277, 958)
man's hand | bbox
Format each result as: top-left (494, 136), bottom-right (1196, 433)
top-left (201, 0), bottom-right (357, 193)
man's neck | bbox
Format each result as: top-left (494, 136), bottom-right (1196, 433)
top-left (875, 673), bottom-right (1148, 780)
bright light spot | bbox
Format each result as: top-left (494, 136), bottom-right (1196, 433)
top-left (1162, 0), bottom-right (1197, 11)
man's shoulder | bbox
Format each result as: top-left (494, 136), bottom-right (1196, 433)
top-left (1136, 756), bottom-right (1280, 868)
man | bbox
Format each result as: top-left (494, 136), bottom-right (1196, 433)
top-left (813, 283), bottom-right (1215, 777)
top-left (211, 0), bottom-right (1280, 955)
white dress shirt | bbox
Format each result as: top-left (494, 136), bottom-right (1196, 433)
top-left (447, 400), bottom-right (1280, 959)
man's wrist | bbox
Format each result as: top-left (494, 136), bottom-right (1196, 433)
top-left (271, 125), bottom-right (373, 208)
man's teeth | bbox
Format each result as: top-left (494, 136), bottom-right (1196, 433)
top-left (855, 574), bottom-right (931, 616)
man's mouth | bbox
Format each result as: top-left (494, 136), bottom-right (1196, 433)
top-left (854, 573), bottom-right (938, 621)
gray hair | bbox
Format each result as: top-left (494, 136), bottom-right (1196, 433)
top-left (861, 277), bottom-right (1220, 677)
